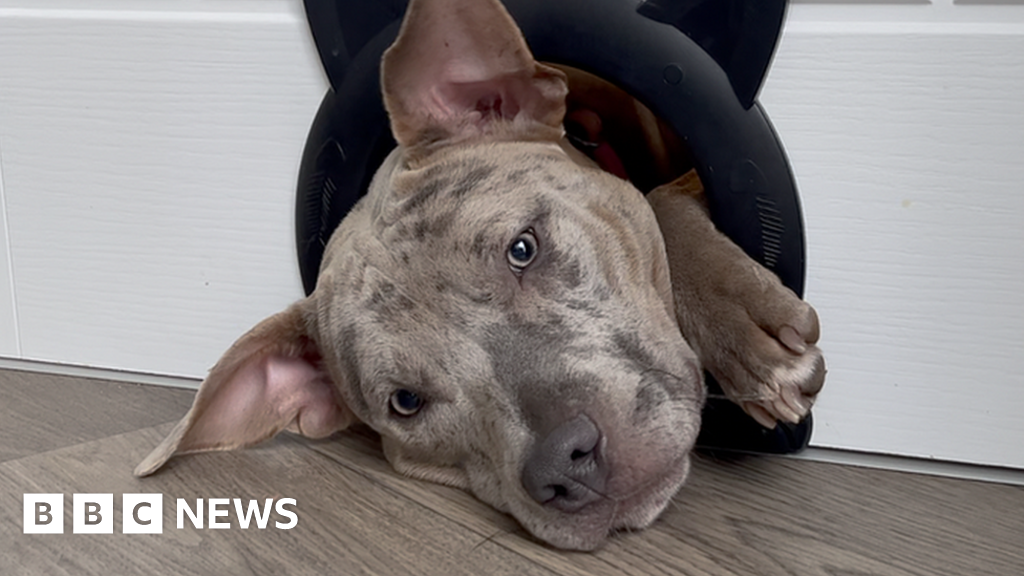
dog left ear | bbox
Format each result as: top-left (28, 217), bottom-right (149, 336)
top-left (134, 299), bottom-right (355, 477)
top-left (381, 0), bottom-right (567, 153)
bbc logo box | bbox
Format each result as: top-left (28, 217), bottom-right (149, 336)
top-left (73, 493), bottom-right (114, 534)
top-left (23, 494), bottom-right (63, 534)
top-left (23, 494), bottom-right (163, 534)
top-left (123, 493), bottom-right (163, 534)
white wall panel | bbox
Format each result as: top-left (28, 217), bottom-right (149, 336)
top-left (761, 15), bottom-right (1024, 467)
top-left (0, 0), bottom-right (1022, 468)
top-left (0, 1), bottom-right (327, 377)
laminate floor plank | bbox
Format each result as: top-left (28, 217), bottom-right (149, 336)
top-left (0, 369), bottom-right (193, 464)
top-left (1, 369), bottom-right (1021, 575)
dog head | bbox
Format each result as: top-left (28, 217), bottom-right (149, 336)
top-left (136, 0), bottom-right (704, 550)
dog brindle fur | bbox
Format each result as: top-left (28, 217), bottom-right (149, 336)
top-left (136, 0), bottom-right (825, 550)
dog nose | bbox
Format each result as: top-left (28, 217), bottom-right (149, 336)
top-left (521, 413), bottom-right (608, 512)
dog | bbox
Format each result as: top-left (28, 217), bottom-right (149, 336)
top-left (136, 0), bottom-right (824, 550)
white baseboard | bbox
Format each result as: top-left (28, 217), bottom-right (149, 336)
top-left (0, 356), bottom-right (200, 389)
top-left (789, 448), bottom-right (1024, 487)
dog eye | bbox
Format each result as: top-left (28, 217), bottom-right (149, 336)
top-left (389, 389), bottom-right (424, 417)
top-left (507, 231), bottom-right (538, 270)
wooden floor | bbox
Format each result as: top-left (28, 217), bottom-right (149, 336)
top-left (1, 368), bottom-right (1021, 575)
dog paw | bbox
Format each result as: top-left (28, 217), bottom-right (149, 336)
top-left (695, 264), bottom-right (826, 428)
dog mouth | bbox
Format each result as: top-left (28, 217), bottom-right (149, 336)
top-left (607, 452), bottom-right (691, 531)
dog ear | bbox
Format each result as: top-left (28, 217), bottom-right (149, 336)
top-left (134, 299), bottom-right (355, 476)
top-left (381, 0), bottom-right (567, 153)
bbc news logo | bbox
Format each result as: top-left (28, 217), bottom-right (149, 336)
top-left (23, 494), bottom-right (297, 534)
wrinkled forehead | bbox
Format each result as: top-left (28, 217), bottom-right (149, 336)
top-left (375, 141), bottom-right (654, 264)
top-left (328, 138), bottom-right (672, 338)
top-left (381, 141), bottom-right (589, 228)
top-left (356, 139), bottom-right (666, 306)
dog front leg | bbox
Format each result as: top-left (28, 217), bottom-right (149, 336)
top-left (647, 171), bottom-right (826, 428)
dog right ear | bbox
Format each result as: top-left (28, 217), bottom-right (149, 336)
top-left (381, 0), bottom-right (567, 155)
top-left (134, 299), bottom-right (356, 477)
